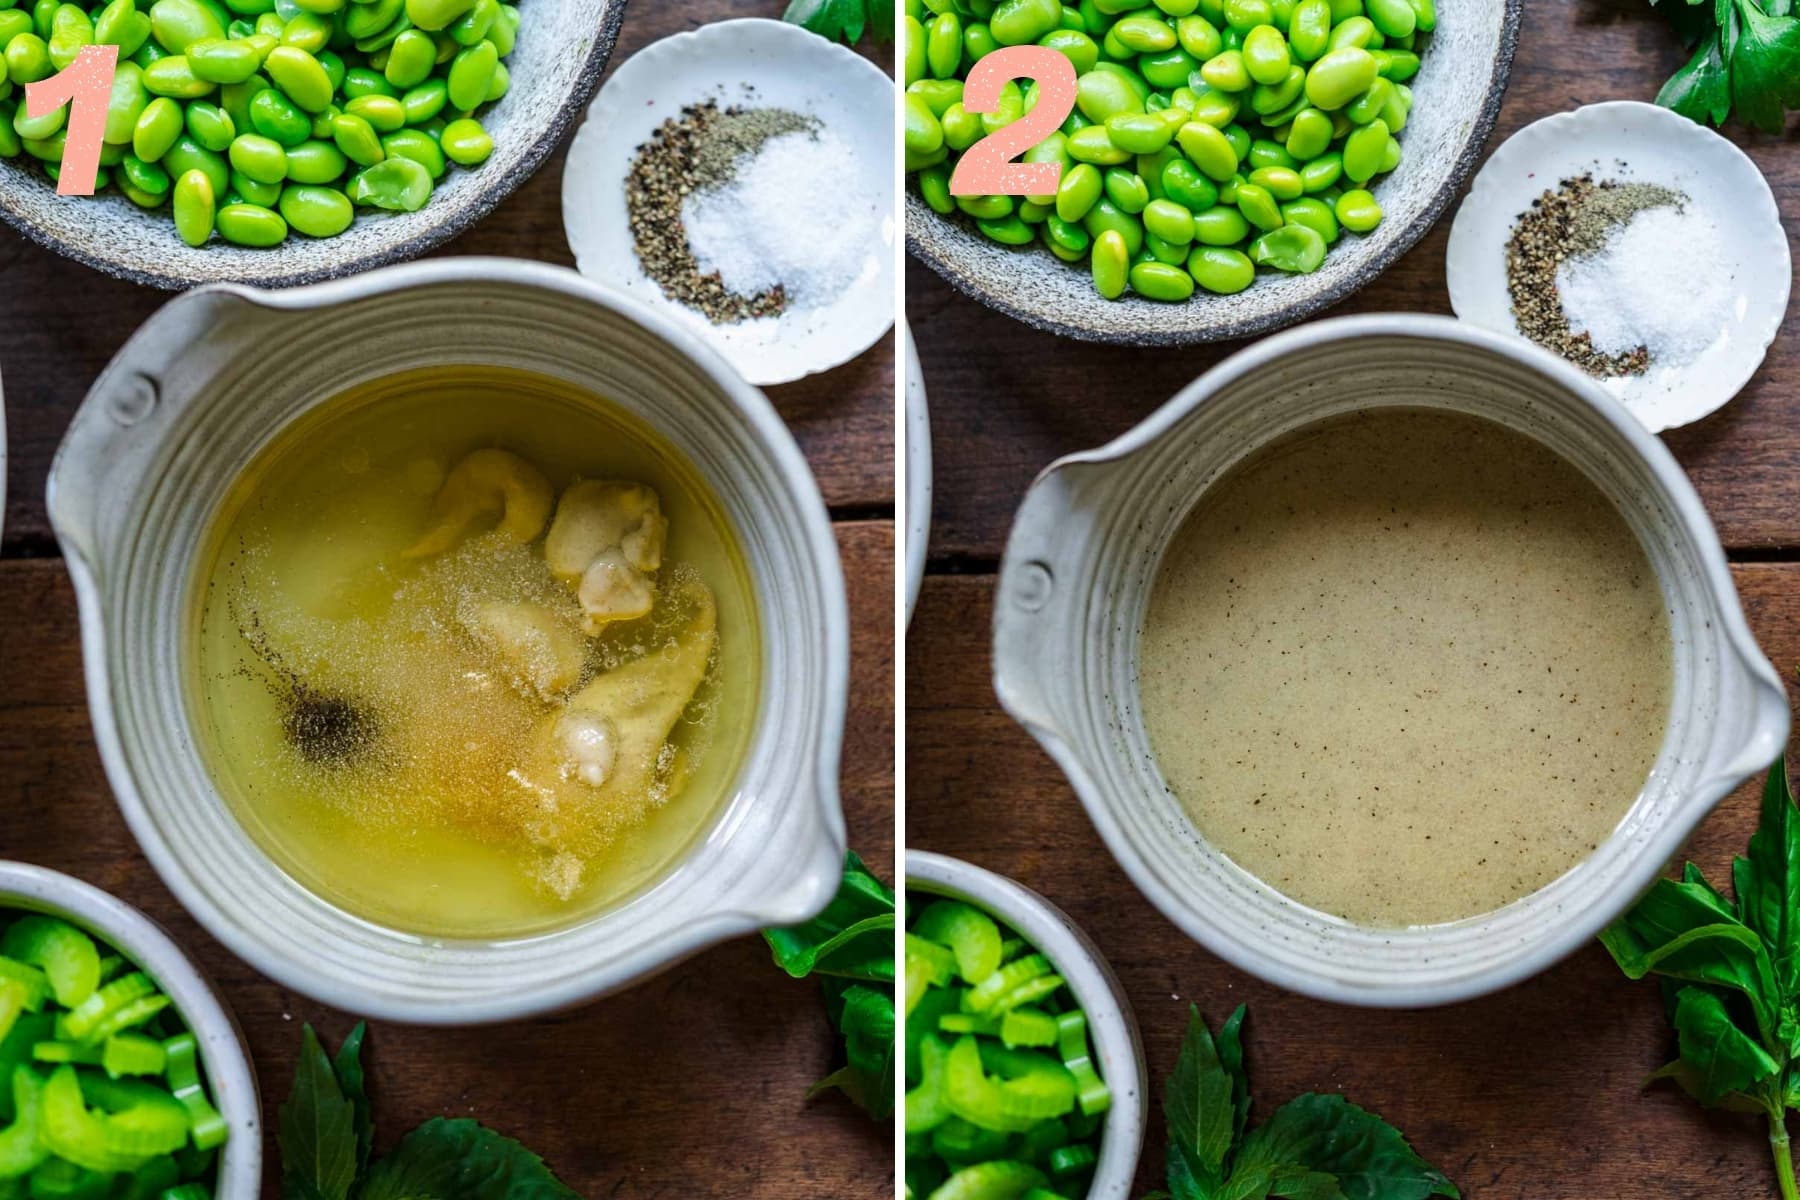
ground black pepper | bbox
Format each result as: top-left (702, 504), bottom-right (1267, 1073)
top-left (625, 100), bottom-right (816, 324)
top-left (1504, 174), bottom-right (1685, 379)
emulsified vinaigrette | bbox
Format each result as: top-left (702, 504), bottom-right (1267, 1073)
top-left (188, 367), bottom-right (760, 938)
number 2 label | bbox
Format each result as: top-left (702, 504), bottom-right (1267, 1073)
top-left (949, 45), bottom-right (1077, 198)
top-left (25, 44), bottom-right (118, 198)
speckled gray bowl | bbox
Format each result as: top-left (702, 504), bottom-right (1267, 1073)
top-left (906, 0), bottom-right (1521, 345)
top-left (0, 1), bottom-right (626, 290)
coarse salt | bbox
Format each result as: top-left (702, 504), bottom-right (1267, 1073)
top-left (683, 129), bottom-right (878, 312)
top-left (1556, 204), bottom-right (1735, 368)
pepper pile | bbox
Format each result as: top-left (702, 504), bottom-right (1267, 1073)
top-left (0, 913), bottom-right (227, 1200)
top-left (904, 0), bottom-right (1430, 301)
top-left (904, 895), bottom-right (1111, 1200)
top-left (0, 0), bottom-right (516, 248)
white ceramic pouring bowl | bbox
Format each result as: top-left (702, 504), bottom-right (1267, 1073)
top-left (907, 851), bottom-right (1146, 1200)
top-left (0, 862), bottom-right (261, 1199)
top-left (993, 313), bottom-right (1788, 1007)
top-left (46, 258), bottom-right (850, 1024)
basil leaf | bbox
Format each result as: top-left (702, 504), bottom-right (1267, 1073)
top-left (359, 1117), bottom-right (581, 1200)
top-left (1737, 758), bottom-right (1800, 997)
top-left (764, 852), bottom-right (895, 980)
top-left (278, 1026), bottom-right (359, 1200)
top-left (812, 983), bottom-right (896, 1121)
top-left (1600, 880), bottom-right (1780, 1043)
top-left (1657, 34), bottom-right (1734, 123)
top-left (1167, 1005), bottom-right (1247, 1186)
top-left (1652, 0), bottom-right (1724, 46)
top-left (1233, 1094), bottom-right (1459, 1200)
top-left (1168, 1138), bottom-right (1220, 1200)
top-left (1646, 1058), bottom-right (1768, 1113)
top-left (783, 0), bottom-right (886, 43)
top-left (1672, 986), bottom-right (1781, 1104)
top-left (1730, 0), bottom-right (1800, 131)
top-left (331, 1023), bottom-right (373, 1177)
top-left (1216, 1004), bottom-right (1252, 1146)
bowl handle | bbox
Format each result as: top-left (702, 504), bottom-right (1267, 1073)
top-left (46, 290), bottom-right (250, 573)
top-left (1699, 643), bottom-right (1792, 800)
top-left (992, 461), bottom-right (1093, 747)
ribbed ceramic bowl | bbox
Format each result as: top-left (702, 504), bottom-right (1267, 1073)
top-left (993, 314), bottom-right (1789, 1006)
top-left (0, 2), bottom-right (626, 290)
top-left (47, 258), bottom-right (850, 1024)
top-left (907, 851), bottom-right (1146, 1200)
top-left (0, 862), bottom-right (261, 1199)
top-left (907, 0), bottom-right (1521, 344)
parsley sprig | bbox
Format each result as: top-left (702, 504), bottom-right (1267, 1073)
top-left (782, 0), bottom-right (895, 44)
top-left (279, 1024), bottom-right (581, 1200)
top-left (1601, 757), bottom-right (1800, 1200)
top-left (1145, 1005), bottom-right (1458, 1200)
top-left (1651, 0), bottom-right (1800, 131)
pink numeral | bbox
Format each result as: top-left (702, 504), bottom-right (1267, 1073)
top-left (26, 44), bottom-right (119, 197)
top-left (949, 45), bottom-right (1078, 198)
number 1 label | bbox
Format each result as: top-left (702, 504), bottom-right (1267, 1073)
top-left (25, 44), bottom-right (118, 198)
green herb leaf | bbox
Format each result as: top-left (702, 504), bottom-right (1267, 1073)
top-left (1738, 758), bottom-right (1800, 997)
top-left (1599, 878), bottom-right (1780, 1044)
top-left (1657, 33), bottom-right (1734, 123)
top-left (1232, 1094), bottom-right (1459, 1200)
top-left (1166, 1005), bottom-right (1246, 1188)
top-left (278, 1026), bottom-right (359, 1200)
top-left (783, 0), bottom-right (892, 44)
top-left (1729, 0), bottom-right (1800, 130)
top-left (814, 983), bottom-right (896, 1121)
top-left (1670, 986), bottom-right (1781, 1104)
top-left (359, 1117), bottom-right (582, 1200)
top-left (331, 1023), bottom-right (373, 1177)
top-left (764, 851), bottom-right (896, 982)
top-left (1645, 1058), bottom-right (1768, 1113)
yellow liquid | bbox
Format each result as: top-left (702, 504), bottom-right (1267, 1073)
top-left (188, 367), bottom-right (761, 939)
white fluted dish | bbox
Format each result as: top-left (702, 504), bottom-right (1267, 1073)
top-left (47, 258), bottom-right (850, 1024)
top-left (1446, 100), bottom-right (1790, 432)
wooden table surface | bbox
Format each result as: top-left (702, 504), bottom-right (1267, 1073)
top-left (907, 2), bottom-right (1800, 1196)
top-left (0, 4), bottom-right (895, 1199)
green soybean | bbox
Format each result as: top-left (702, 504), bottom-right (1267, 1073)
top-left (1091, 228), bottom-right (1129, 299)
top-left (1188, 244), bottom-right (1255, 292)
top-left (347, 153), bottom-right (431, 210)
top-left (1192, 203), bottom-right (1250, 244)
top-left (1334, 185), bottom-right (1382, 231)
top-left (171, 165), bottom-right (214, 244)
top-left (1303, 46), bottom-right (1377, 109)
top-left (1130, 259), bottom-right (1196, 300)
top-left (438, 116), bottom-right (489, 165)
top-left (1249, 221), bottom-right (1326, 271)
top-left (1056, 161), bottom-right (1103, 221)
top-left (184, 99), bottom-right (234, 150)
top-left (132, 95), bottom-right (183, 160)
top-left (284, 137), bottom-right (346, 183)
top-left (279, 183), bottom-right (353, 236)
top-left (263, 45), bottom-right (332, 111)
top-left (1342, 116), bottom-right (1387, 181)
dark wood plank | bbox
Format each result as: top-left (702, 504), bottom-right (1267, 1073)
top-left (906, 563), bottom-right (1800, 1199)
top-left (0, 521), bottom-right (892, 1200)
top-left (0, 1), bottom-right (895, 549)
top-left (908, 0), bottom-right (1800, 563)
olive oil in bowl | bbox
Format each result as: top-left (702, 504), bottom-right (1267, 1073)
top-left (188, 367), bottom-right (761, 939)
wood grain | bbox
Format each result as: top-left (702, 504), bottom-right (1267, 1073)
top-left (907, 0), bottom-right (1800, 563)
top-left (0, 4), bottom-right (896, 1197)
top-left (0, 2), bottom-right (896, 550)
top-left (0, 519), bottom-right (892, 1200)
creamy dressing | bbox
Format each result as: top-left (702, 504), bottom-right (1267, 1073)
top-left (1137, 408), bottom-right (1671, 928)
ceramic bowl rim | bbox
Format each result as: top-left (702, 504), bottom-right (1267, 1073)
top-left (0, 2), bottom-right (628, 291)
top-left (0, 861), bottom-right (262, 1199)
top-left (904, 0), bottom-right (1523, 346)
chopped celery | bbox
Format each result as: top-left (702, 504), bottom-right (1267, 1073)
top-left (0, 1068), bottom-right (51, 1179)
top-left (908, 891), bottom-right (1108, 1199)
top-left (0, 923), bottom-right (99, 1012)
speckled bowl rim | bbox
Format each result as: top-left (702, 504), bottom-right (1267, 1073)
top-left (904, 0), bottom-right (1522, 346)
top-left (0, 2), bottom-right (628, 291)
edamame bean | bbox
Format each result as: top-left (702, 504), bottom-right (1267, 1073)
top-left (1091, 228), bottom-right (1128, 299)
top-left (1199, 48), bottom-right (1249, 91)
top-left (1114, 13), bottom-right (1177, 51)
top-left (1068, 123), bottom-right (1131, 164)
top-left (904, 92), bottom-right (944, 156)
top-left (132, 96), bottom-right (183, 160)
top-left (1300, 150), bottom-right (1341, 192)
top-left (227, 131), bottom-right (284, 182)
top-left (1105, 111), bottom-right (1176, 153)
top-left (1366, 0), bottom-right (1415, 38)
top-left (405, 0), bottom-right (476, 32)
top-left (1341, 116), bottom-right (1387, 181)
top-left (1303, 46), bottom-right (1376, 109)
top-left (1192, 203), bottom-right (1250, 244)
top-left (264, 45), bottom-right (333, 111)
top-left (1188, 244), bottom-right (1254, 292)
top-left (1248, 164), bottom-right (1301, 199)
top-left (1176, 120), bottom-right (1238, 181)
top-left (1176, 13), bottom-right (1223, 57)
top-left (284, 136), bottom-right (346, 183)
top-left (438, 116), bottom-right (489, 165)
top-left (1345, 75), bottom-right (1392, 124)
top-left (279, 183), bottom-right (353, 236)
top-left (1234, 180), bottom-right (1282, 229)
top-left (1143, 197), bottom-right (1195, 243)
top-left (184, 99), bottom-right (233, 150)
top-left (1280, 195), bottom-right (1338, 242)
top-left (1131, 260), bottom-right (1196, 300)
top-left (187, 37), bottom-right (260, 83)
top-left (331, 110), bottom-right (384, 165)
top-left (1103, 166), bottom-right (1150, 212)
top-left (102, 62), bottom-right (149, 146)
top-left (385, 28), bottom-right (437, 89)
top-left (149, 0), bottom-right (223, 52)
top-left (1249, 222), bottom-right (1326, 270)
top-left (248, 87), bottom-right (309, 145)
top-left (918, 164), bottom-right (954, 215)
top-left (977, 214), bottom-right (1036, 244)
top-left (1056, 161), bottom-right (1104, 221)
top-left (1241, 25), bottom-right (1290, 85)
top-left (347, 154), bottom-right (432, 210)
top-left (215, 199), bottom-right (288, 243)
top-left (345, 94), bottom-right (406, 132)
top-left (1334, 185), bottom-right (1382, 231)
top-left (927, 12), bottom-right (961, 78)
top-left (1039, 28), bottom-right (1101, 73)
top-left (171, 165), bottom-right (213, 244)
top-left (991, 0), bottom-right (1062, 45)
top-left (1082, 196), bottom-right (1144, 255)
